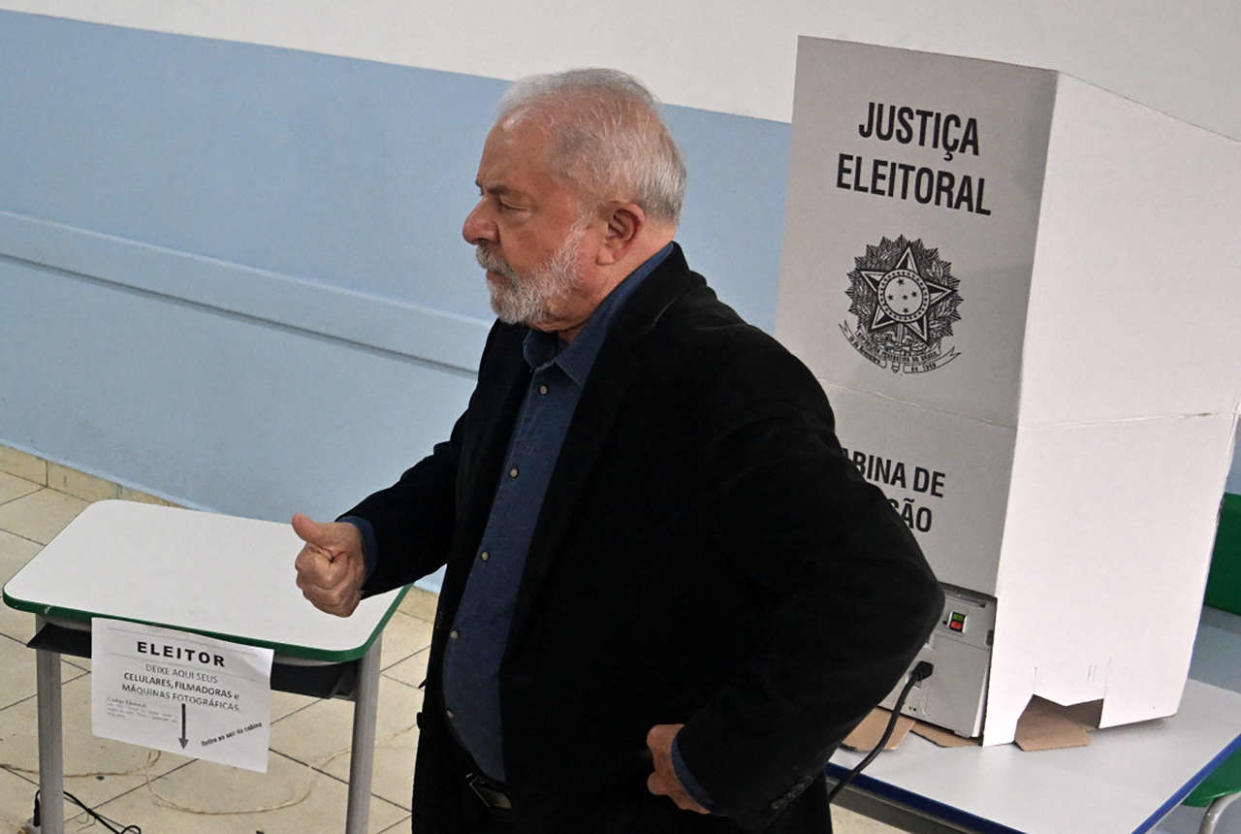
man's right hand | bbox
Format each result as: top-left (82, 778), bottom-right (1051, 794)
top-left (292, 513), bottom-right (366, 617)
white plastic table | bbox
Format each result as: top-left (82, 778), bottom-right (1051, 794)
top-left (828, 678), bottom-right (1241, 833)
top-left (2, 500), bottom-right (408, 834)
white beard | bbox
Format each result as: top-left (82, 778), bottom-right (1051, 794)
top-left (477, 222), bottom-right (586, 327)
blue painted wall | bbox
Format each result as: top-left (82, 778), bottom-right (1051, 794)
top-left (4, 7), bottom-right (1238, 582)
top-left (0, 11), bottom-right (791, 537)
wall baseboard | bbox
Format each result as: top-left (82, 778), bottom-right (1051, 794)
top-left (0, 443), bottom-right (173, 507)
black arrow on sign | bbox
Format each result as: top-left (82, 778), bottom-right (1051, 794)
top-left (179, 703), bottom-right (188, 749)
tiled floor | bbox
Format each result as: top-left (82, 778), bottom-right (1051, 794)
top-left (0, 468), bottom-right (899, 833)
top-left (0, 470), bottom-right (424, 833)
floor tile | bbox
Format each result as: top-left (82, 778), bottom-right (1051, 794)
top-left (271, 676), bottom-right (421, 809)
top-left (0, 472), bottom-right (41, 507)
top-left (397, 587), bottom-right (438, 624)
top-left (71, 751), bottom-right (408, 833)
top-left (832, 805), bottom-right (906, 833)
top-left (0, 489), bottom-right (90, 546)
top-left (0, 529), bottom-right (43, 642)
top-left (0, 673), bottom-right (192, 810)
top-left (46, 463), bottom-right (119, 504)
top-left (63, 654), bottom-right (91, 674)
top-left (379, 611), bottom-right (433, 671)
top-left (0, 633), bottom-right (88, 710)
top-left (383, 648), bottom-right (429, 690)
top-left (0, 447), bottom-right (45, 486)
top-left (270, 688), bottom-right (319, 722)
top-left (0, 766), bottom-right (38, 832)
top-left (380, 815), bottom-right (412, 832)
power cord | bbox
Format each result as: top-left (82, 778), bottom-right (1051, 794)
top-left (8, 712), bottom-right (421, 827)
top-left (6, 750), bottom-right (159, 832)
top-left (33, 789), bottom-right (143, 833)
top-left (827, 660), bottom-right (934, 804)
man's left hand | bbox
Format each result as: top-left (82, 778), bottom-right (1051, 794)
top-left (646, 723), bottom-right (711, 814)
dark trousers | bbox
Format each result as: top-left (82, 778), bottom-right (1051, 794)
top-left (432, 773), bottom-right (513, 833)
top-left (411, 711), bottom-right (832, 833)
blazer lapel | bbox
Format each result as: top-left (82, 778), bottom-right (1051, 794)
top-left (506, 246), bottom-right (698, 646)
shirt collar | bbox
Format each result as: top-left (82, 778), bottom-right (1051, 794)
top-left (522, 242), bottom-right (674, 386)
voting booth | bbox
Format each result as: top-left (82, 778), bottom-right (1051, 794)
top-left (776, 38), bottom-right (1241, 745)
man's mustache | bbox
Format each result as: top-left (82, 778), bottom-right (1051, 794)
top-left (476, 245), bottom-right (512, 278)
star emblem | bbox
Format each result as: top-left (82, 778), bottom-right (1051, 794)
top-left (860, 246), bottom-right (952, 343)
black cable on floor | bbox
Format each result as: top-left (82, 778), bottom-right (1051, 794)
top-left (827, 660), bottom-right (935, 804)
top-left (35, 789), bottom-right (143, 834)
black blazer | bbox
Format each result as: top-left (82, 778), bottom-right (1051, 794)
top-left (348, 245), bottom-right (943, 833)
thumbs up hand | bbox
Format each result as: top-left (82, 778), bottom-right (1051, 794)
top-left (292, 513), bottom-right (367, 617)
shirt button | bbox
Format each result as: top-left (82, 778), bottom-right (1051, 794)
top-left (449, 629), bottom-right (460, 639)
top-left (480, 551), bottom-right (491, 562)
top-left (538, 384), bottom-right (549, 395)
top-left (509, 467), bottom-right (519, 479)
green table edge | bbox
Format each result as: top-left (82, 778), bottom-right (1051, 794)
top-left (1184, 746), bottom-right (1241, 807)
top-left (2, 583), bottom-right (411, 663)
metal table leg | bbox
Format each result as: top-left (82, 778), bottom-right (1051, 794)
top-left (345, 635), bottom-right (382, 834)
top-left (1200, 790), bottom-right (1241, 834)
top-left (35, 616), bottom-right (64, 834)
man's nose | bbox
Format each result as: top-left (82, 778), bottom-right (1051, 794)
top-left (462, 201), bottom-right (496, 245)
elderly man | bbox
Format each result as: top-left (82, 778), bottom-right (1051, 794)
top-left (293, 68), bottom-right (942, 833)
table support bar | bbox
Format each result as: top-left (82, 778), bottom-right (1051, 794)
top-left (35, 616), bottom-right (65, 834)
top-left (345, 635), bottom-right (382, 834)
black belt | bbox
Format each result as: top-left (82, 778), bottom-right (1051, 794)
top-left (467, 771), bottom-right (514, 813)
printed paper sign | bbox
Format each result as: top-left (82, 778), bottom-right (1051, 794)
top-left (91, 618), bottom-right (274, 772)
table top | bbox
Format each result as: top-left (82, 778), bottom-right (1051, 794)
top-left (2, 500), bottom-right (407, 661)
top-left (829, 678), bottom-right (1241, 833)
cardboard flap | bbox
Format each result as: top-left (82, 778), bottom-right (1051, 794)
top-left (911, 721), bottom-right (980, 748)
top-left (842, 707), bottom-right (916, 751)
top-left (1062, 698), bottom-right (1103, 729)
top-left (1013, 696), bottom-right (1100, 751)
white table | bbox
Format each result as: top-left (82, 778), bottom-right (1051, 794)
top-left (828, 679), bottom-right (1241, 833)
top-left (2, 500), bottom-right (407, 834)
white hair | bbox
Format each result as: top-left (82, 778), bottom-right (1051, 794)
top-left (497, 68), bottom-right (687, 225)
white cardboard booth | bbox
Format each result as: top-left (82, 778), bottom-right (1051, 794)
top-left (776, 37), bottom-right (1241, 745)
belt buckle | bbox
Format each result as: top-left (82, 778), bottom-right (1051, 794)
top-left (467, 772), bottom-right (513, 810)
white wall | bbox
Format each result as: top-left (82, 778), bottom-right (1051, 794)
top-left (4, 0), bottom-right (1241, 140)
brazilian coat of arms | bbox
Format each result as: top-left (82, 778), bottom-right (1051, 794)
top-left (840, 236), bottom-right (963, 374)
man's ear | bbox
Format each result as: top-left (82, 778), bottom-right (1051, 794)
top-left (595, 202), bottom-right (645, 265)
